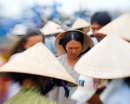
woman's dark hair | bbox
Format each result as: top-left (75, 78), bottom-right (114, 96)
top-left (91, 11), bottom-right (112, 26)
top-left (11, 28), bottom-right (44, 55)
top-left (8, 72), bottom-right (40, 85)
top-left (59, 31), bottom-right (84, 50)
top-left (125, 77), bottom-right (130, 87)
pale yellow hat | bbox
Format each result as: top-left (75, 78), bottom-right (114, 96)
top-left (75, 34), bottom-right (130, 79)
top-left (71, 18), bottom-right (90, 30)
top-left (40, 21), bottom-right (64, 35)
top-left (55, 30), bottom-right (94, 56)
top-left (97, 13), bottom-right (130, 41)
top-left (0, 43), bottom-right (77, 86)
top-left (11, 24), bottom-right (27, 36)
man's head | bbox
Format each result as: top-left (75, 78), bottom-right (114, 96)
top-left (91, 11), bottom-right (112, 42)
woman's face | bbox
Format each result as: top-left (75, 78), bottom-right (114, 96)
top-left (24, 35), bottom-right (43, 49)
top-left (66, 40), bottom-right (82, 58)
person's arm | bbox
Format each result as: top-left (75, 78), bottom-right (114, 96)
top-left (87, 93), bottom-right (102, 104)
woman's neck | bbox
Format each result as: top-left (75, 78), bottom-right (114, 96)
top-left (68, 56), bottom-right (79, 67)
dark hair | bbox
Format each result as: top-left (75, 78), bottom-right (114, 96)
top-left (59, 31), bottom-right (84, 50)
top-left (22, 28), bottom-right (44, 43)
top-left (91, 11), bottom-right (112, 26)
top-left (8, 72), bottom-right (40, 85)
top-left (125, 77), bottom-right (130, 87)
top-left (11, 28), bottom-right (44, 54)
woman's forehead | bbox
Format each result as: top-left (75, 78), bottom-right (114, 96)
top-left (66, 40), bottom-right (82, 46)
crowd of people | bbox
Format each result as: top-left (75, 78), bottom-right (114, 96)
top-left (0, 11), bottom-right (130, 104)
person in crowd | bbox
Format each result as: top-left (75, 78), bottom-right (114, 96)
top-left (74, 34), bottom-right (130, 104)
top-left (47, 30), bottom-right (94, 104)
top-left (7, 28), bottom-right (44, 100)
top-left (91, 11), bottom-right (112, 42)
top-left (10, 28), bottom-right (44, 59)
top-left (79, 11), bottom-right (112, 103)
top-left (0, 43), bottom-right (77, 104)
top-left (40, 21), bottom-right (64, 56)
top-left (97, 13), bottom-right (130, 42)
top-left (70, 11), bottom-right (112, 104)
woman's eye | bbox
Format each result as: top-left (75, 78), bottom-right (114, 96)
top-left (75, 47), bottom-right (79, 49)
top-left (69, 47), bottom-right (73, 49)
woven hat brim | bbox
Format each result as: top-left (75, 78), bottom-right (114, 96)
top-left (55, 30), bottom-right (94, 56)
top-left (41, 28), bottom-right (64, 36)
top-left (40, 21), bottom-right (64, 36)
top-left (12, 30), bottom-right (26, 35)
top-left (97, 13), bottom-right (130, 41)
top-left (0, 43), bottom-right (77, 86)
top-left (71, 18), bottom-right (90, 30)
top-left (71, 26), bottom-right (90, 30)
top-left (75, 34), bottom-right (130, 79)
top-left (11, 24), bottom-right (27, 35)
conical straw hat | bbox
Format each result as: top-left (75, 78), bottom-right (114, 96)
top-left (0, 43), bottom-right (77, 86)
top-left (97, 13), bottom-right (130, 41)
top-left (71, 18), bottom-right (90, 30)
top-left (55, 30), bottom-right (94, 56)
top-left (40, 21), bottom-right (64, 35)
top-left (75, 34), bottom-right (130, 79)
top-left (11, 24), bottom-right (27, 36)
top-left (45, 21), bottom-right (61, 28)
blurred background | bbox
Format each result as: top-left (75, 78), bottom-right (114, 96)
top-left (0, 0), bottom-right (130, 60)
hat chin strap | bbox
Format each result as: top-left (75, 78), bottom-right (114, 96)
top-left (41, 78), bottom-right (70, 98)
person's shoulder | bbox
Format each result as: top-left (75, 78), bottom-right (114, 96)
top-left (57, 54), bottom-right (67, 60)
